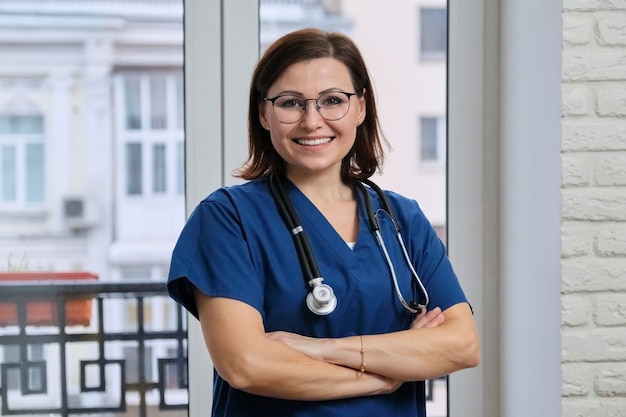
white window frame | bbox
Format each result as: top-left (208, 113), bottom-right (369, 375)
top-left (113, 71), bottom-right (185, 201)
top-left (0, 115), bottom-right (45, 209)
top-left (183, 1), bottom-right (562, 416)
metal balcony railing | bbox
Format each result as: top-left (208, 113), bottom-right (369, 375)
top-left (0, 280), bottom-right (187, 417)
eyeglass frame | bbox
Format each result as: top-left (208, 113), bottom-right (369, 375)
top-left (263, 91), bottom-right (358, 124)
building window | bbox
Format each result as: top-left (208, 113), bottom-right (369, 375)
top-left (0, 114), bottom-right (45, 206)
top-left (153, 143), bottom-right (167, 193)
top-left (419, 116), bottom-right (446, 167)
top-left (126, 142), bottom-right (143, 195)
top-left (419, 7), bottom-right (447, 60)
top-left (116, 72), bottom-right (184, 197)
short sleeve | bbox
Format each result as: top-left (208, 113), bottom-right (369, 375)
top-left (167, 191), bottom-right (265, 319)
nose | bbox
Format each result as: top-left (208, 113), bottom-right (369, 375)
top-left (300, 98), bottom-right (324, 127)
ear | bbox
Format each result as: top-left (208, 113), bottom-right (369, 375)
top-left (259, 104), bottom-right (271, 130)
top-left (356, 92), bottom-right (366, 124)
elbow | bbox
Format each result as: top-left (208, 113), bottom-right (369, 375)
top-left (214, 352), bottom-right (264, 392)
top-left (458, 331), bottom-right (481, 369)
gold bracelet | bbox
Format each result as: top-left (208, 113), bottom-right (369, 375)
top-left (358, 335), bottom-right (366, 378)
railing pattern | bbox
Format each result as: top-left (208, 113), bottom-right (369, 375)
top-left (0, 280), bottom-right (187, 417)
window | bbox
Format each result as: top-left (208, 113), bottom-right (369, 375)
top-left (419, 8), bottom-right (447, 60)
top-left (116, 72), bottom-right (184, 198)
top-left (420, 116), bottom-right (446, 167)
top-left (0, 114), bottom-right (45, 206)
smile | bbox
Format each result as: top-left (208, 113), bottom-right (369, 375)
top-left (294, 137), bottom-right (333, 146)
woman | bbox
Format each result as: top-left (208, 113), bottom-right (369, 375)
top-left (168, 28), bottom-right (479, 416)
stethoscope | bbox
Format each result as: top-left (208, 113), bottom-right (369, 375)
top-left (269, 173), bottom-right (429, 316)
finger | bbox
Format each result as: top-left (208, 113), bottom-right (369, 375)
top-left (410, 307), bottom-right (443, 328)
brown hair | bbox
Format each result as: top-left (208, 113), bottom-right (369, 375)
top-left (235, 28), bottom-right (388, 182)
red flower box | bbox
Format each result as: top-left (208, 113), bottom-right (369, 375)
top-left (0, 272), bottom-right (98, 326)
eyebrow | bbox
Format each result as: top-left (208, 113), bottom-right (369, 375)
top-left (270, 87), bottom-right (349, 97)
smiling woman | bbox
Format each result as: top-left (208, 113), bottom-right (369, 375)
top-left (167, 27), bottom-right (478, 417)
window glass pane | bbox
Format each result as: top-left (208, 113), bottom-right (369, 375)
top-left (176, 74), bottom-right (184, 130)
top-left (260, 1), bottom-right (448, 414)
top-left (1, 145), bottom-right (16, 201)
top-left (25, 142), bottom-right (44, 203)
top-left (176, 141), bottom-right (184, 194)
top-left (420, 8), bottom-right (447, 58)
top-left (150, 76), bottom-right (168, 130)
top-left (153, 143), bottom-right (167, 193)
top-left (420, 117), bottom-right (438, 161)
top-left (1, 3), bottom-right (187, 416)
top-left (124, 77), bottom-right (142, 130)
top-left (126, 142), bottom-right (143, 195)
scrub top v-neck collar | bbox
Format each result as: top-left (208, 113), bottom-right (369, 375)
top-left (281, 179), bottom-right (375, 264)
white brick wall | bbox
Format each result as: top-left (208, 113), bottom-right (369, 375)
top-left (562, 1), bottom-right (626, 415)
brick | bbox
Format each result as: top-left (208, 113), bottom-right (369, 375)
top-left (594, 153), bottom-right (626, 185)
top-left (562, 294), bottom-right (593, 326)
top-left (563, 363), bottom-right (594, 396)
top-left (562, 223), bottom-right (594, 257)
top-left (562, 327), bottom-right (626, 362)
top-left (563, 84), bottom-right (593, 116)
top-left (562, 188), bottom-right (626, 221)
top-left (596, 364), bottom-right (626, 396)
top-left (563, 51), bottom-right (626, 81)
top-left (596, 86), bottom-right (626, 116)
top-left (562, 259), bottom-right (626, 293)
top-left (563, 121), bottom-right (626, 151)
top-left (564, 0), bottom-right (626, 11)
top-left (564, 14), bottom-right (595, 45)
top-left (594, 294), bottom-right (626, 325)
top-left (562, 398), bottom-right (626, 417)
top-left (563, 153), bottom-right (591, 187)
top-left (597, 15), bottom-right (626, 46)
top-left (596, 226), bottom-right (626, 256)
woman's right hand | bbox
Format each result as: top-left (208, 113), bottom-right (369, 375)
top-left (410, 306), bottom-right (445, 329)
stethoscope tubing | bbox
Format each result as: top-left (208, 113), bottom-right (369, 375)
top-left (269, 173), bottom-right (429, 315)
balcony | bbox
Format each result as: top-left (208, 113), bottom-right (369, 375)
top-left (0, 279), bottom-right (187, 417)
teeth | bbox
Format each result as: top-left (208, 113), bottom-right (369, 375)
top-left (296, 137), bottom-right (332, 146)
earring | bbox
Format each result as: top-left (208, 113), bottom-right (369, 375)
top-left (356, 120), bottom-right (360, 126)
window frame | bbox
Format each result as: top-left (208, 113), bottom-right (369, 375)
top-left (114, 71), bottom-right (185, 200)
top-left (0, 114), bottom-right (45, 208)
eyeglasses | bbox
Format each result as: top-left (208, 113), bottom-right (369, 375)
top-left (264, 91), bottom-right (357, 124)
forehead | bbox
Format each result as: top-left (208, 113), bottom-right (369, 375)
top-left (269, 57), bottom-right (354, 95)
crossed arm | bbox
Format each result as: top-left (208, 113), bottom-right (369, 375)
top-left (194, 288), bottom-right (480, 401)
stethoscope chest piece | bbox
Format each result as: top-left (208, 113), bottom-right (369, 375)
top-left (306, 278), bottom-right (337, 315)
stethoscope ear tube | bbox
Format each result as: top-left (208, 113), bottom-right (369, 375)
top-left (269, 173), bottom-right (338, 315)
top-left (357, 181), bottom-right (430, 314)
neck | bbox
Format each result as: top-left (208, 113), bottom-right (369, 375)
top-left (286, 170), bottom-right (353, 204)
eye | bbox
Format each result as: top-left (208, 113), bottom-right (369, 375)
top-left (275, 96), bottom-right (304, 109)
top-left (318, 93), bottom-right (347, 107)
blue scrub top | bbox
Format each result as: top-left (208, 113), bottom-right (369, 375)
top-left (168, 177), bottom-right (468, 417)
